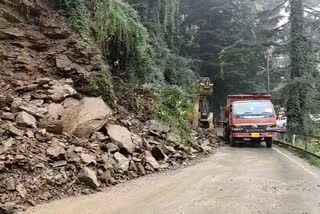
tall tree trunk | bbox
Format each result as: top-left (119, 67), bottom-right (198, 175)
top-left (286, 0), bottom-right (312, 134)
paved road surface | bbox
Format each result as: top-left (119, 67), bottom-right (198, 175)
top-left (23, 145), bottom-right (320, 214)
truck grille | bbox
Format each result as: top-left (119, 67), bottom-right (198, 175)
top-left (244, 128), bottom-right (266, 133)
top-left (241, 126), bottom-right (267, 133)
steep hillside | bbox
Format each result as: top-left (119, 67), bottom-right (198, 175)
top-left (0, 0), bottom-right (217, 212)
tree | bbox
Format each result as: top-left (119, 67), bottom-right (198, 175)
top-left (286, 0), bottom-right (315, 134)
top-left (181, 0), bottom-right (283, 114)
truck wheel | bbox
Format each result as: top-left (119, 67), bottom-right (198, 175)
top-left (266, 138), bottom-right (273, 148)
top-left (230, 137), bottom-right (236, 147)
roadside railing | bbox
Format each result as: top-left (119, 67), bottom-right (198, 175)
top-left (275, 132), bottom-right (320, 158)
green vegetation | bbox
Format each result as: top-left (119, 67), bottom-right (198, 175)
top-left (152, 85), bottom-right (194, 143)
top-left (84, 72), bottom-right (116, 107)
top-left (94, 0), bottom-right (153, 81)
top-left (62, 0), bottom-right (193, 85)
top-left (62, 0), bottom-right (196, 142)
top-left (61, 0), bottom-right (320, 151)
top-left (63, 0), bottom-right (90, 38)
top-left (286, 0), bottom-right (315, 134)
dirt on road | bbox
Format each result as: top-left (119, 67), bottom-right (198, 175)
top-left (23, 145), bottom-right (320, 214)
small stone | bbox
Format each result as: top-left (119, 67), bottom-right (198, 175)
top-left (16, 111), bottom-right (37, 128)
top-left (15, 155), bottom-right (25, 160)
top-left (136, 162), bottom-right (146, 176)
top-left (200, 140), bottom-right (213, 153)
top-left (47, 144), bottom-right (66, 160)
top-left (96, 132), bottom-right (108, 141)
top-left (30, 99), bottom-right (44, 106)
top-left (159, 163), bottom-right (169, 169)
top-left (16, 184), bottom-right (27, 198)
top-left (39, 192), bottom-right (52, 201)
top-left (131, 134), bottom-right (143, 146)
top-left (26, 130), bottom-right (35, 138)
top-left (0, 161), bottom-right (5, 172)
top-left (0, 138), bottom-right (15, 154)
top-left (105, 143), bottom-right (119, 153)
top-left (47, 103), bottom-right (63, 120)
top-left (163, 145), bottom-right (176, 154)
top-left (52, 160), bottom-right (67, 167)
top-left (1, 112), bottom-right (15, 121)
top-left (80, 153), bottom-right (96, 165)
top-left (129, 161), bottom-right (138, 173)
top-left (106, 124), bottom-right (136, 153)
top-left (167, 132), bottom-right (181, 144)
top-left (147, 120), bottom-right (170, 133)
top-left (99, 170), bottom-right (112, 184)
top-left (6, 178), bottom-right (15, 191)
top-left (78, 167), bottom-right (100, 189)
top-left (128, 171), bottom-right (138, 179)
top-left (48, 83), bottom-right (77, 102)
top-left (19, 104), bottom-right (45, 118)
top-left (74, 146), bottom-right (83, 153)
top-left (100, 154), bottom-right (110, 164)
top-left (145, 151), bottom-right (160, 169)
top-left (145, 163), bottom-right (155, 172)
top-left (5, 125), bottom-right (24, 137)
top-left (151, 146), bottom-right (167, 161)
top-left (0, 202), bottom-right (16, 214)
top-left (81, 189), bottom-right (92, 195)
top-left (113, 152), bottom-right (129, 171)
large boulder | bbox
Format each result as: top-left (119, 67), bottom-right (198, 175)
top-left (62, 97), bottom-right (112, 138)
top-left (106, 124), bottom-right (136, 153)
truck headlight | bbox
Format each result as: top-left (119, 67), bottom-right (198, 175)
top-left (266, 126), bottom-right (277, 131)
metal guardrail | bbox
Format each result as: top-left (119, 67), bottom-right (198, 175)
top-left (275, 133), bottom-right (320, 158)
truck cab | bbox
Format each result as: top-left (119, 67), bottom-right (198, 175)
top-left (224, 95), bottom-right (277, 147)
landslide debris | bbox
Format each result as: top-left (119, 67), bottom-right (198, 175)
top-left (0, 0), bottom-right (219, 211)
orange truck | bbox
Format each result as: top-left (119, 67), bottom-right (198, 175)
top-left (221, 94), bottom-right (277, 147)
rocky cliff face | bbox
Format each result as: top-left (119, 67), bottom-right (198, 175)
top-left (0, 0), bottom-right (218, 212)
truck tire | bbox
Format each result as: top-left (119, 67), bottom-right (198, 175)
top-left (266, 138), bottom-right (273, 148)
top-left (230, 137), bottom-right (236, 147)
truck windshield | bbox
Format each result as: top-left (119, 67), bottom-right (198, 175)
top-left (233, 101), bottom-right (275, 118)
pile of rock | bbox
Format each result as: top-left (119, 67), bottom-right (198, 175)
top-left (0, 0), bottom-right (218, 211)
top-left (0, 77), bottom-right (217, 209)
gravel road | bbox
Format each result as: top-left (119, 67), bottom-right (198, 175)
top-left (23, 145), bottom-right (320, 214)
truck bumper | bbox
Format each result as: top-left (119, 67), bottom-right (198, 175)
top-left (232, 132), bottom-right (276, 139)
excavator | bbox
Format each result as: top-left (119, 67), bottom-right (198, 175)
top-left (191, 77), bottom-right (214, 130)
